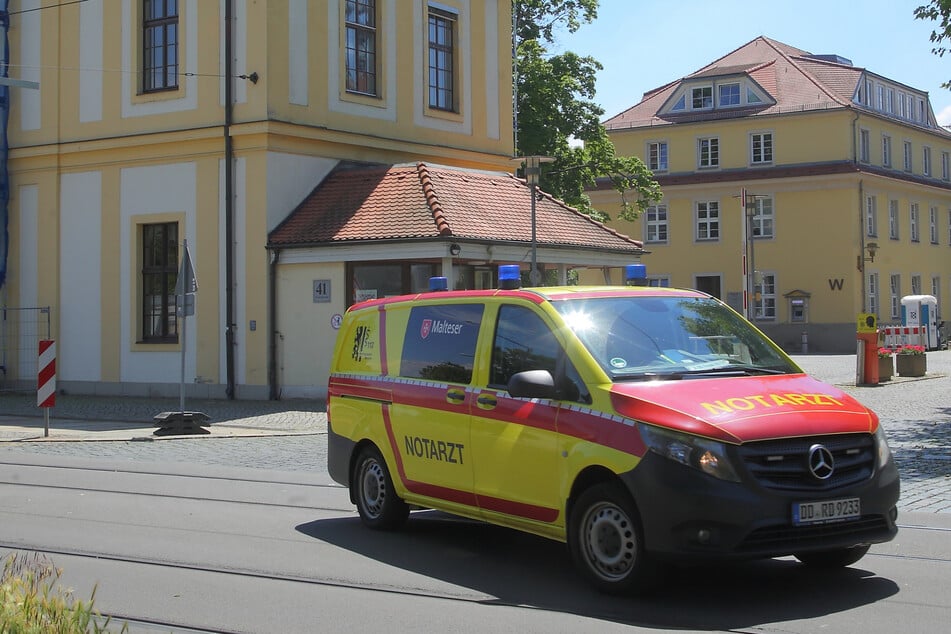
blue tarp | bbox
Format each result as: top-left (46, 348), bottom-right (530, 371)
top-left (0, 1), bottom-right (9, 290)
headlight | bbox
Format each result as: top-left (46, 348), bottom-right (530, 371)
top-left (874, 425), bottom-right (893, 470)
top-left (639, 424), bottom-right (741, 482)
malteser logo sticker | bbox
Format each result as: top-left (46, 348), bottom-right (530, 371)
top-left (351, 325), bottom-right (374, 362)
top-left (420, 319), bottom-right (463, 339)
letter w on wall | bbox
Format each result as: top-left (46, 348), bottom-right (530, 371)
top-left (828, 279), bottom-right (844, 291)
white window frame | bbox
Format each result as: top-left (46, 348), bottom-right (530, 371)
top-left (750, 197), bottom-right (774, 239)
top-left (698, 137), bottom-right (719, 168)
top-left (692, 86), bottom-right (713, 110)
top-left (647, 141), bottom-right (668, 172)
top-left (931, 206), bottom-right (939, 244)
top-left (911, 203), bottom-right (920, 242)
top-left (750, 132), bottom-right (773, 165)
top-left (924, 146), bottom-right (932, 176)
top-left (859, 129), bottom-right (870, 163)
top-left (890, 274), bottom-right (901, 319)
top-left (695, 200), bottom-right (720, 241)
top-left (718, 83), bottom-right (740, 107)
top-left (882, 135), bottom-right (891, 167)
top-left (866, 195), bottom-right (877, 237)
top-left (644, 204), bottom-right (668, 244)
top-left (943, 152), bottom-right (950, 180)
top-left (904, 140), bottom-right (913, 172)
top-left (754, 271), bottom-right (777, 320)
top-left (911, 274), bottom-right (922, 295)
top-left (868, 272), bottom-right (879, 318)
top-left (889, 200), bottom-right (900, 240)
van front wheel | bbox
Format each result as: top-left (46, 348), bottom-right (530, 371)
top-left (353, 446), bottom-right (409, 530)
top-left (568, 482), bottom-right (652, 594)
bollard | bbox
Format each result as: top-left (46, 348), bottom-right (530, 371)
top-left (801, 331), bottom-right (808, 354)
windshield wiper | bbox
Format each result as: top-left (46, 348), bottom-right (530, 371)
top-left (618, 365), bottom-right (787, 382)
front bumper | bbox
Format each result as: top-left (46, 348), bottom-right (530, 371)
top-left (620, 451), bottom-right (900, 562)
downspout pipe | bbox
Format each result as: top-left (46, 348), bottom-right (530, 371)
top-left (268, 247), bottom-right (280, 400)
top-left (224, 0), bottom-right (236, 398)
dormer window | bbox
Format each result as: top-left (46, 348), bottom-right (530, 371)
top-left (692, 86), bottom-right (713, 109)
top-left (719, 83), bottom-right (740, 106)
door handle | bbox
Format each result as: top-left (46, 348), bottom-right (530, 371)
top-left (476, 394), bottom-right (497, 409)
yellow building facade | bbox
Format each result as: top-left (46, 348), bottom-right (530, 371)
top-left (586, 37), bottom-right (951, 353)
top-left (1, 0), bottom-right (515, 398)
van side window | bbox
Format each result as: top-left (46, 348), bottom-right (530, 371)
top-left (400, 304), bottom-right (484, 383)
top-left (491, 305), bottom-right (588, 403)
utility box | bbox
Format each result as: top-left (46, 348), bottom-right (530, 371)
top-left (901, 294), bottom-right (939, 349)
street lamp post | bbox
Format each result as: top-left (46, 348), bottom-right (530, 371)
top-left (512, 155), bottom-right (553, 285)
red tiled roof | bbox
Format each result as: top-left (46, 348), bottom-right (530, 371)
top-left (268, 162), bottom-right (643, 252)
top-left (604, 36), bottom-right (860, 130)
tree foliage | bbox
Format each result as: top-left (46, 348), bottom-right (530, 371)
top-left (514, 0), bottom-right (661, 221)
top-left (915, 0), bottom-right (951, 87)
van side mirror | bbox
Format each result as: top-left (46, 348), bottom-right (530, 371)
top-left (507, 370), bottom-right (555, 399)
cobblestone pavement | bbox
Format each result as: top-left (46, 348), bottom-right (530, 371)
top-left (0, 351), bottom-right (949, 513)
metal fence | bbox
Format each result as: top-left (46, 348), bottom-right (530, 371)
top-left (0, 306), bottom-right (51, 391)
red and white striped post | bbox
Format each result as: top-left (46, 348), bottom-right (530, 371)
top-left (38, 339), bottom-right (56, 437)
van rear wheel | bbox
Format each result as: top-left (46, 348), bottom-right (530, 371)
top-left (568, 482), bottom-right (653, 594)
top-left (352, 445), bottom-right (409, 530)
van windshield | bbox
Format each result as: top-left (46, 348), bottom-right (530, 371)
top-left (553, 296), bottom-right (799, 380)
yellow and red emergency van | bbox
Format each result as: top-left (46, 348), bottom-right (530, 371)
top-left (327, 265), bottom-right (900, 593)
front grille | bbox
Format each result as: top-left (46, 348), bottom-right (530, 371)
top-left (739, 515), bottom-right (891, 552)
top-left (738, 434), bottom-right (875, 491)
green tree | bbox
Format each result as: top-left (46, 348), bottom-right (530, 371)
top-left (915, 1), bottom-right (951, 87)
top-left (513, 0), bottom-right (661, 222)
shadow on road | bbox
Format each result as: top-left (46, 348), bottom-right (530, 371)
top-left (297, 512), bottom-right (898, 630)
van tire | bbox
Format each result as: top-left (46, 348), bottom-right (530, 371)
top-left (794, 544), bottom-right (870, 568)
top-left (352, 445), bottom-right (409, 530)
top-left (568, 482), bottom-right (652, 594)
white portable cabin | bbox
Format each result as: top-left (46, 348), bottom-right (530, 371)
top-left (901, 295), bottom-right (939, 349)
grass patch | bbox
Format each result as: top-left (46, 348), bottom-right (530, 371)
top-left (1, 552), bottom-right (127, 633)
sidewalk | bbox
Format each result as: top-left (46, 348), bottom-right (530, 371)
top-left (0, 394), bottom-right (327, 442)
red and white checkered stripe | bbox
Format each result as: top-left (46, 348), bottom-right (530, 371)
top-left (37, 340), bottom-right (56, 408)
top-left (881, 326), bottom-right (925, 350)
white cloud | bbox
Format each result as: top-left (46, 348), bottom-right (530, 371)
top-left (937, 104), bottom-right (951, 128)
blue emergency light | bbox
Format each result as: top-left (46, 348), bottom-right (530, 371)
top-left (498, 264), bottom-right (522, 290)
top-left (625, 263), bottom-right (648, 286)
top-left (429, 276), bottom-right (449, 291)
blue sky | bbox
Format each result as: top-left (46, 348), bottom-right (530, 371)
top-left (556, 0), bottom-right (951, 126)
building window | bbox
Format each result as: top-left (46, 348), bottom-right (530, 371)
top-left (647, 141), bottom-right (668, 172)
top-left (718, 83), bottom-right (740, 106)
top-left (754, 272), bottom-right (776, 320)
top-left (428, 7), bottom-right (456, 111)
top-left (868, 272), bottom-right (879, 318)
top-left (924, 147), bottom-right (933, 176)
top-left (350, 262), bottom-right (436, 304)
top-left (696, 201), bottom-right (720, 241)
top-left (890, 274), bottom-right (901, 319)
top-left (911, 274), bottom-right (922, 295)
top-left (887, 88), bottom-right (895, 113)
top-left (698, 137), bottom-right (719, 168)
top-left (692, 86), bottom-right (713, 109)
top-left (859, 129), bottom-right (870, 163)
top-left (911, 203), bottom-right (920, 242)
top-left (931, 206), bottom-right (939, 244)
top-left (904, 141), bottom-right (913, 172)
top-left (142, 222), bottom-right (179, 342)
top-left (943, 152), bottom-right (950, 180)
top-left (882, 135), bottom-right (891, 167)
top-left (143, 0), bottom-right (179, 92)
top-left (866, 195), bottom-right (877, 237)
top-left (645, 204), bottom-right (668, 243)
top-left (750, 132), bottom-right (773, 164)
top-left (889, 200), bottom-right (899, 240)
top-left (933, 276), bottom-right (942, 319)
top-left (345, 0), bottom-right (377, 95)
top-left (877, 85), bottom-right (885, 110)
top-left (750, 197), bottom-right (774, 239)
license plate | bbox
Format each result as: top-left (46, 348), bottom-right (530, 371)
top-left (792, 497), bottom-right (861, 526)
